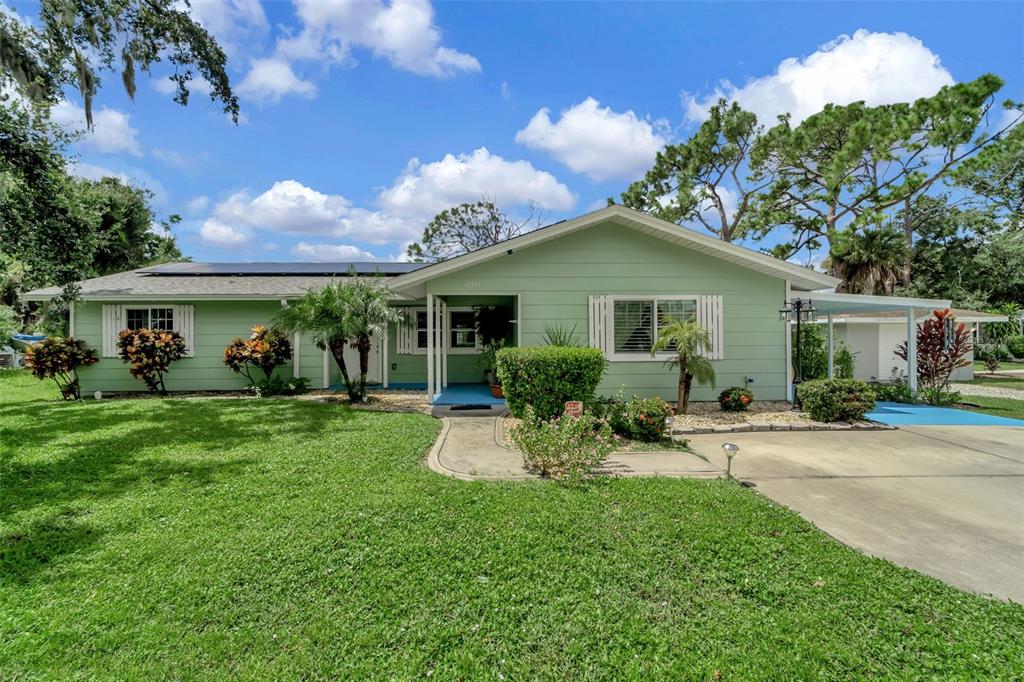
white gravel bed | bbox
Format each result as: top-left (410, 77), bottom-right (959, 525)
top-left (673, 401), bottom-right (803, 427)
top-left (950, 383), bottom-right (1024, 400)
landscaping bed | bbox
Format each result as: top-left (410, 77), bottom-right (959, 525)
top-left (3, 370), bottom-right (1021, 679)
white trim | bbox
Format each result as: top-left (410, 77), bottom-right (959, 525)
top-left (817, 314), bottom-right (1008, 325)
top-left (827, 314), bottom-right (834, 379)
top-left (293, 332), bottom-right (301, 379)
top-left (907, 308), bottom-right (918, 393)
top-left (382, 332), bottom-right (389, 389)
top-left (387, 205), bottom-right (840, 296)
top-left (446, 307), bottom-right (482, 355)
top-left (426, 294), bottom-right (434, 404)
top-left (322, 347), bottom-right (329, 390)
top-left (69, 302), bottom-right (75, 338)
top-left (805, 291), bottom-right (950, 315)
top-left (516, 294), bottom-right (522, 346)
top-left (785, 280), bottom-right (793, 402)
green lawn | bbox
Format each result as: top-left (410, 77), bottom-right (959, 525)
top-left (959, 395), bottom-right (1024, 421)
top-left (2, 371), bottom-right (1022, 679)
top-left (972, 359), bottom-right (1024, 372)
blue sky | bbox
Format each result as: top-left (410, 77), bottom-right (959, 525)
top-left (23, 0), bottom-right (1024, 263)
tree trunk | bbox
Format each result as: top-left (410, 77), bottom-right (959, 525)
top-left (677, 363), bottom-right (687, 414)
top-left (327, 338), bottom-right (356, 400)
top-left (682, 373), bottom-right (693, 414)
top-left (357, 334), bottom-right (372, 401)
top-left (901, 197), bottom-right (913, 287)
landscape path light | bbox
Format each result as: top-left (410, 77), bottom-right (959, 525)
top-left (722, 442), bottom-right (739, 479)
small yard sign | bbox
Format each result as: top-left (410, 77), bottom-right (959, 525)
top-left (564, 401), bottom-right (583, 418)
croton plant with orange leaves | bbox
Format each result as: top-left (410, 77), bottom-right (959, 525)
top-left (223, 325), bottom-right (292, 385)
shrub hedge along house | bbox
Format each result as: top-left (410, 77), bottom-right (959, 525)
top-left (23, 205), bottom-right (950, 402)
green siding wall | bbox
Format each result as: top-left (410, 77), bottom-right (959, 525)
top-left (423, 221), bottom-right (789, 401)
top-left (73, 300), bottom-right (325, 393)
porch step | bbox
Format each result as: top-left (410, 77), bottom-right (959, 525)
top-left (432, 404), bottom-right (509, 418)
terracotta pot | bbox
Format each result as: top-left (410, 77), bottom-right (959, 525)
top-left (489, 384), bottom-right (504, 399)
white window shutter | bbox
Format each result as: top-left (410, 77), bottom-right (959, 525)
top-left (102, 305), bottom-right (121, 357)
top-left (697, 295), bottom-right (724, 360)
top-left (588, 295), bottom-right (610, 357)
top-left (173, 305), bottom-right (195, 357)
top-left (396, 315), bottom-right (412, 354)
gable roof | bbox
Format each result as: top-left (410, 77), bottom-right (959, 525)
top-left (387, 205), bottom-right (840, 295)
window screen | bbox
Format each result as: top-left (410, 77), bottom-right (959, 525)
top-left (449, 310), bottom-right (477, 349)
top-left (613, 300), bottom-right (653, 353)
top-left (126, 308), bottom-right (149, 330)
top-left (416, 310), bottom-right (429, 349)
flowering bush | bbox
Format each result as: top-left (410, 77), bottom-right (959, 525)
top-left (510, 407), bottom-right (615, 483)
top-left (224, 325), bottom-right (293, 387)
top-left (24, 337), bottom-right (99, 400)
top-left (591, 393), bottom-right (674, 442)
top-left (117, 328), bottom-right (187, 394)
top-left (718, 386), bottom-right (754, 412)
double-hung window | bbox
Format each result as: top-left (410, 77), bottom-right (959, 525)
top-left (125, 306), bottom-right (175, 331)
top-left (611, 296), bottom-right (697, 359)
top-left (410, 308), bottom-right (481, 354)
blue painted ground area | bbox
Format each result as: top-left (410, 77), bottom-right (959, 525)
top-left (868, 401), bottom-right (1024, 427)
top-left (432, 383), bottom-right (506, 406)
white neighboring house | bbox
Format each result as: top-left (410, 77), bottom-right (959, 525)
top-left (826, 308), bottom-right (1008, 383)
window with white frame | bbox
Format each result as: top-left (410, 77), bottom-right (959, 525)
top-left (125, 306), bottom-right (175, 331)
top-left (410, 307), bottom-right (481, 353)
top-left (612, 297), bottom-right (697, 356)
top-left (448, 310), bottom-right (479, 352)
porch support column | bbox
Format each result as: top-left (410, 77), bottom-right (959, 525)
top-left (441, 300), bottom-right (448, 388)
top-left (426, 294), bottom-right (434, 403)
top-left (322, 347), bottom-right (329, 389)
top-left (434, 299), bottom-right (443, 396)
top-left (382, 330), bottom-right (389, 389)
top-left (906, 307), bottom-right (917, 393)
top-left (293, 332), bottom-right (301, 378)
top-left (827, 314), bottom-right (834, 379)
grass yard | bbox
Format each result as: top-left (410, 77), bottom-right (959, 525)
top-left (973, 359), bottom-right (1024, 372)
top-left (2, 370), bottom-right (1022, 679)
top-left (959, 395), bottom-right (1024, 421)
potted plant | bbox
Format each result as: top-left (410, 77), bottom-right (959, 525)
top-left (474, 305), bottom-right (513, 395)
top-left (480, 339), bottom-right (507, 397)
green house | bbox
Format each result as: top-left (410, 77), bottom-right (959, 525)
top-left (30, 205), bottom-right (919, 404)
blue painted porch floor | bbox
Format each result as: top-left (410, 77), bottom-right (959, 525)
top-left (867, 401), bottom-right (1024, 427)
top-left (433, 383), bottom-right (506, 406)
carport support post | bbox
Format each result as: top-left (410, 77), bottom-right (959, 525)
top-left (827, 314), bottom-right (834, 379)
top-left (907, 307), bottom-right (918, 393)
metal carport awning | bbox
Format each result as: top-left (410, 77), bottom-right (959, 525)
top-left (797, 292), bottom-right (951, 393)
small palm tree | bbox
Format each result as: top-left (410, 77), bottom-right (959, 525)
top-left (651, 319), bottom-right (716, 414)
top-left (276, 277), bottom-right (401, 401)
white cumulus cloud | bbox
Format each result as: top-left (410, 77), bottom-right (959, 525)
top-left (198, 148), bottom-right (574, 253)
top-left (185, 0), bottom-right (268, 53)
top-left (200, 218), bottom-right (251, 247)
top-left (51, 101), bottom-right (141, 157)
top-left (515, 97), bottom-right (669, 181)
top-left (237, 57), bottom-right (317, 104)
top-left (279, 0), bottom-right (480, 78)
top-left (292, 242), bottom-right (378, 261)
top-left (378, 147), bottom-right (576, 218)
top-left (684, 30), bottom-right (955, 125)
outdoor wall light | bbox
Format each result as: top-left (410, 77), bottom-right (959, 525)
top-left (721, 442), bottom-right (739, 479)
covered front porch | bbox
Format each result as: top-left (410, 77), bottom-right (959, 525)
top-left (413, 293), bottom-right (520, 404)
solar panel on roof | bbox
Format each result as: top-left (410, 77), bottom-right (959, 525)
top-left (138, 262), bottom-right (427, 276)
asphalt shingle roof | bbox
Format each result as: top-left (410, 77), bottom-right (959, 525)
top-left (22, 269), bottom-right (358, 300)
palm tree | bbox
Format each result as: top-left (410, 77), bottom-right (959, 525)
top-left (339, 277), bottom-right (402, 399)
top-left (828, 228), bottom-right (908, 295)
top-left (275, 277), bottom-right (401, 401)
top-left (651, 319), bottom-right (716, 414)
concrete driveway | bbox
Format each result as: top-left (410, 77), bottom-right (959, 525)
top-left (687, 425), bottom-right (1024, 602)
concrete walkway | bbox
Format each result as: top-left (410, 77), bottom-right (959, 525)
top-left (686, 425), bottom-right (1024, 602)
top-left (427, 417), bottom-right (720, 481)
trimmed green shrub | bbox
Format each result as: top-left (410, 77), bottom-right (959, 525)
top-left (496, 346), bottom-right (606, 419)
top-left (509, 407), bottom-right (615, 482)
top-left (918, 386), bottom-right (961, 407)
top-left (796, 379), bottom-right (876, 423)
top-left (24, 337), bottom-right (99, 400)
top-left (1007, 335), bottom-right (1024, 359)
top-left (871, 371), bottom-right (916, 404)
top-left (718, 386), bottom-right (753, 412)
top-left (251, 375), bottom-right (310, 397)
